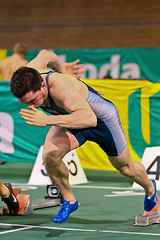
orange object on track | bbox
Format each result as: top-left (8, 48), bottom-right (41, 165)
top-left (16, 194), bottom-right (31, 215)
top-left (143, 195), bottom-right (160, 216)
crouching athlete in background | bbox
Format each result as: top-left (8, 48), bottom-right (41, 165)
top-left (10, 49), bottom-right (157, 223)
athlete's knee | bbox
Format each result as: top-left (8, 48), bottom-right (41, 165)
top-left (118, 164), bottom-right (134, 178)
top-left (42, 145), bottom-right (61, 168)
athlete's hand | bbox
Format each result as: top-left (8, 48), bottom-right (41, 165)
top-left (20, 107), bottom-right (49, 127)
top-left (63, 59), bottom-right (84, 78)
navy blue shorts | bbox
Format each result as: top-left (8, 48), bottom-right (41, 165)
top-left (68, 118), bottom-right (126, 157)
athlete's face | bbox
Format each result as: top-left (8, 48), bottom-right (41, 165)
top-left (18, 83), bottom-right (47, 109)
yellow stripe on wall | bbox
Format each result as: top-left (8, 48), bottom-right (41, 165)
top-left (0, 49), bottom-right (7, 81)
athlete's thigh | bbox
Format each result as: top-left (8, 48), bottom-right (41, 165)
top-left (43, 126), bottom-right (80, 158)
top-left (107, 144), bottom-right (133, 171)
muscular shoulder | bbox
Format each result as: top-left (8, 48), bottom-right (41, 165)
top-left (37, 69), bottom-right (48, 74)
top-left (49, 72), bottom-right (88, 100)
top-left (50, 73), bottom-right (81, 91)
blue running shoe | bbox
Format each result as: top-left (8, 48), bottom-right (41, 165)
top-left (53, 199), bottom-right (78, 223)
top-left (144, 178), bottom-right (158, 212)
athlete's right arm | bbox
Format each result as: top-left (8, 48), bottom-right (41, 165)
top-left (27, 49), bottom-right (64, 73)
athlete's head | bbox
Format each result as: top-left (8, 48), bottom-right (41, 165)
top-left (10, 67), bottom-right (43, 98)
top-left (13, 43), bottom-right (27, 56)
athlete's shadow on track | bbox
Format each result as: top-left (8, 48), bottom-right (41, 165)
top-left (0, 214), bottom-right (134, 238)
top-left (1, 213), bottom-right (134, 226)
top-left (67, 217), bottom-right (134, 225)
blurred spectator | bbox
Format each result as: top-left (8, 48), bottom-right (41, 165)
top-left (0, 43), bottom-right (28, 164)
top-left (0, 43), bottom-right (28, 81)
top-left (102, 74), bottom-right (112, 79)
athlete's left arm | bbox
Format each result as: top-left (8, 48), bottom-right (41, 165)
top-left (20, 74), bottom-right (97, 128)
top-left (27, 49), bottom-right (64, 73)
top-left (27, 49), bottom-right (83, 78)
top-left (62, 59), bottom-right (84, 78)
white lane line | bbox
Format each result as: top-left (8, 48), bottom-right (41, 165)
top-left (12, 184), bottom-right (132, 190)
top-left (12, 183), bottom-right (142, 191)
top-left (104, 191), bottom-right (144, 197)
top-left (0, 223), bottom-right (160, 236)
top-left (72, 185), bottom-right (136, 190)
top-left (0, 226), bottom-right (34, 235)
top-left (0, 223), bottom-right (95, 233)
top-left (100, 230), bottom-right (160, 236)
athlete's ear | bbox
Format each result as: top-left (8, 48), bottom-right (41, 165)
top-left (41, 81), bottom-right (46, 89)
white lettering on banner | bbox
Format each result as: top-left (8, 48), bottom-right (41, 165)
top-left (68, 54), bottom-right (140, 79)
top-left (99, 54), bottom-right (120, 79)
top-left (81, 64), bottom-right (97, 79)
top-left (48, 51), bottom-right (141, 79)
top-left (0, 113), bottom-right (14, 153)
top-left (121, 63), bottom-right (140, 79)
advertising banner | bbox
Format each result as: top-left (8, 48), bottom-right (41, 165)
top-left (0, 82), bottom-right (49, 162)
top-left (0, 47), bottom-right (160, 83)
top-left (0, 80), bottom-right (159, 171)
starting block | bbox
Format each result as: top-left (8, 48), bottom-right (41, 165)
top-left (0, 184), bottom-right (63, 216)
top-left (134, 196), bottom-right (160, 226)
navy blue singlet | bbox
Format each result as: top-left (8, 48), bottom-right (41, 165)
top-left (40, 71), bottom-right (127, 156)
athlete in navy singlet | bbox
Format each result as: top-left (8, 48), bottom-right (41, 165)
top-left (10, 50), bottom-right (157, 223)
top-left (41, 71), bottom-right (126, 157)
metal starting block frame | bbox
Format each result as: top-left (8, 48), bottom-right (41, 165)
top-left (0, 184), bottom-right (63, 216)
top-left (22, 197), bottom-right (63, 215)
top-left (135, 212), bottom-right (160, 226)
top-left (134, 196), bottom-right (160, 226)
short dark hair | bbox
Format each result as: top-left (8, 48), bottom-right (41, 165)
top-left (10, 67), bottom-right (43, 98)
top-left (13, 43), bottom-right (27, 55)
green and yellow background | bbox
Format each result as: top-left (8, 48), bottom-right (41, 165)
top-left (0, 48), bottom-right (160, 171)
